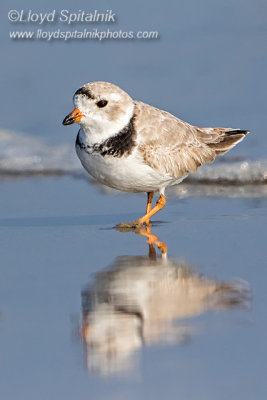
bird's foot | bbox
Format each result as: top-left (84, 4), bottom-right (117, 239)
top-left (115, 219), bottom-right (148, 232)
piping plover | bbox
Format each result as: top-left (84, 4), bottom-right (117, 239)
top-left (63, 81), bottom-right (249, 227)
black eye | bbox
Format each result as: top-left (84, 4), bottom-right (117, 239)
top-left (96, 99), bottom-right (108, 108)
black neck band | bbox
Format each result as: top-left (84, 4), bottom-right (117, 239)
top-left (76, 115), bottom-right (136, 157)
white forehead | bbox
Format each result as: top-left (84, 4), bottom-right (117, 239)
top-left (73, 94), bottom-right (90, 109)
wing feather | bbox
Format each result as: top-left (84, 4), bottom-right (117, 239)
top-left (134, 101), bottom-right (249, 179)
top-left (135, 102), bottom-right (215, 178)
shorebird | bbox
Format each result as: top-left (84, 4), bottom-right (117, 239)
top-left (63, 81), bottom-right (249, 227)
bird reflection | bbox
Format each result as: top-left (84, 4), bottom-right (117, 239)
top-left (81, 227), bottom-right (249, 376)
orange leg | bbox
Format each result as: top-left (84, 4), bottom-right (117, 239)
top-left (116, 193), bottom-right (166, 229)
top-left (145, 192), bottom-right (154, 223)
top-left (136, 193), bottom-right (166, 226)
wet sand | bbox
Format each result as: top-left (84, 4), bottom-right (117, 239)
top-left (0, 176), bottom-right (266, 399)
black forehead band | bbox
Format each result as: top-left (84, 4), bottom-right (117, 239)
top-left (74, 87), bottom-right (95, 100)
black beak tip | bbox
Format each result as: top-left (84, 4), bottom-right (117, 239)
top-left (62, 115), bottom-right (74, 126)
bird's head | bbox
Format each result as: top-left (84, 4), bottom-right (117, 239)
top-left (62, 81), bottom-right (134, 139)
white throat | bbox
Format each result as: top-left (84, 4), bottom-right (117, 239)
top-left (80, 103), bottom-right (135, 146)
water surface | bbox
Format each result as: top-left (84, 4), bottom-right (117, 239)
top-left (0, 176), bottom-right (266, 399)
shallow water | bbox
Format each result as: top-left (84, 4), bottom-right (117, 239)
top-left (0, 176), bottom-right (266, 399)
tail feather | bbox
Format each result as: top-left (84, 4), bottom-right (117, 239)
top-left (198, 128), bottom-right (250, 156)
top-left (224, 129), bottom-right (249, 136)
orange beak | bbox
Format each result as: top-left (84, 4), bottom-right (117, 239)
top-left (62, 108), bottom-right (84, 125)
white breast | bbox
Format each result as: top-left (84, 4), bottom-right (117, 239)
top-left (76, 144), bottom-right (178, 193)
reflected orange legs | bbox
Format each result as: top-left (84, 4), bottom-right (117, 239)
top-left (137, 225), bottom-right (168, 256)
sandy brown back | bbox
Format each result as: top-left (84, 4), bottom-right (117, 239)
top-left (135, 101), bottom-right (249, 178)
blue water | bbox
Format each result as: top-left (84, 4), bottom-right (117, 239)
top-left (0, 177), bottom-right (266, 399)
top-left (1, 0), bottom-right (266, 158)
top-left (1, 0), bottom-right (267, 399)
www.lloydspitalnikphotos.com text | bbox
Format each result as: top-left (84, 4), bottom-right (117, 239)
top-left (8, 9), bottom-right (159, 41)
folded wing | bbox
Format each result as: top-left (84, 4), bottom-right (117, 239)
top-left (135, 101), bottom-right (249, 178)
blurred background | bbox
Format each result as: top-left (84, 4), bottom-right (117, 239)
top-left (0, 1), bottom-right (266, 399)
top-left (1, 0), bottom-right (266, 158)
